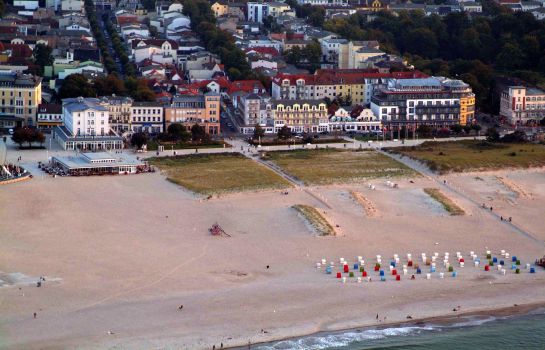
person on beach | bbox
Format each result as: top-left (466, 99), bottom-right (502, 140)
top-left (509, 217), bottom-right (512, 222)
top-left (376, 314), bottom-right (379, 320)
top-left (501, 216), bottom-right (503, 221)
top-left (213, 345), bottom-right (215, 350)
top-left (178, 305), bottom-right (183, 310)
top-left (221, 343), bottom-right (223, 349)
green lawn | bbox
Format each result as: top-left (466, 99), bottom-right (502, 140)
top-left (148, 153), bottom-right (291, 194)
top-left (292, 204), bottom-right (335, 236)
top-left (388, 140), bottom-right (545, 174)
top-left (424, 188), bottom-right (465, 216)
top-left (262, 149), bottom-right (415, 185)
top-left (147, 139), bottom-right (229, 151)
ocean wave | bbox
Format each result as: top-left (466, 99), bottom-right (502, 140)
top-left (253, 326), bottom-right (433, 350)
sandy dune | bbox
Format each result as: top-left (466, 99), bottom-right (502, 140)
top-left (1, 167), bottom-right (545, 349)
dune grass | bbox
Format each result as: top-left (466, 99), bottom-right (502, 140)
top-left (424, 188), bottom-right (465, 216)
top-left (149, 153), bottom-right (291, 194)
top-left (388, 140), bottom-right (545, 174)
top-left (292, 204), bottom-right (336, 236)
top-left (262, 149), bottom-right (415, 185)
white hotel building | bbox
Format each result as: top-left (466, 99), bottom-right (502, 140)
top-left (53, 97), bottom-right (123, 150)
top-left (500, 86), bottom-right (545, 126)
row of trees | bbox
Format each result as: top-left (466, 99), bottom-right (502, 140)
top-left (104, 14), bottom-right (137, 77)
top-left (84, 0), bottom-right (119, 74)
top-left (57, 73), bottom-right (156, 101)
top-left (319, 5), bottom-right (545, 113)
top-left (131, 123), bottom-right (211, 149)
top-left (12, 127), bottom-right (46, 148)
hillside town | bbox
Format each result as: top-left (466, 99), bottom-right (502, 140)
top-left (0, 0), bottom-right (544, 150)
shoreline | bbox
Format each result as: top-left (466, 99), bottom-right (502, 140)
top-left (228, 301), bottom-right (545, 349)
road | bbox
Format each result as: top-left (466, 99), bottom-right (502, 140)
top-left (96, 10), bottom-right (125, 76)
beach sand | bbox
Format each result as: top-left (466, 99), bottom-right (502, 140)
top-left (1, 167), bottom-right (545, 349)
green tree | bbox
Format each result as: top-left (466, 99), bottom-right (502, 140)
top-left (191, 123), bottom-right (207, 142)
top-left (485, 127), bottom-right (500, 142)
top-left (32, 129), bottom-right (45, 147)
top-left (131, 132), bottom-right (148, 150)
top-left (58, 74), bottom-right (96, 99)
top-left (277, 125), bottom-right (292, 140)
top-left (253, 124), bottom-right (265, 140)
top-left (11, 127), bottom-right (30, 148)
top-left (167, 123), bottom-right (191, 142)
top-left (33, 44), bottom-right (53, 75)
top-left (93, 74), bottom-right (127, 96)
top-left (450, 124), bottom-right (463, 135)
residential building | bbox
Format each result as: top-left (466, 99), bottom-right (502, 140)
top-left (339, 41), bottom-right (384, 69)
top-left (164, 93), bottom-right (221, 135)
top-left (328, 106), bottom-right (382, 133)
top-left (500, 86), bottom-right (545, 125)
top-left (37, 103), bottom-right (63, 129)
top-left (370, 77), bottom-right (475, 134)
top-left (54, 97), bottom-right (123, 150)
top-left (130, 102), bottom-right (164, 134)
top-left (99, 95), bottom-right (133, 134)
top-left (0, 72), bottom-right (42, 127)
top-left (211, 1), bottom-right (229, 17)
top-left (61, 0), bottom-right (84, 12)
top-left (272, 100), bottom-right (329, 133)
top-left (247, 2), bottom-right (268, 23)
top-left (131, 39), bottom-right (178, 65)
top-left (267, 2), bottom-right (292, 17)
top-left (271, 70), bottom-right (429, 105)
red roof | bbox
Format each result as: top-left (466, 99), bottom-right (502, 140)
top-left (273, 70), bottom-right (429, 86)
top-left (117, 16), bottom-right (140, 26)
top-left (244, 46), bottom-right (280, 57)
top-left (4, 44), bottom-right (32, 58)
top-left (227, 80), bottom-right (266, 94)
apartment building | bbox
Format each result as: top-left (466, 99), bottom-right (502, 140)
top-left (370, 77), bottom-right (475, 133)
top-left (37, 103), bottom-right (62, 129)
top-left (272, 100), bottom-right (329, 133)
top-left (0, 72), bottom-right (42, 127)
top-left (54, 97), bottom-right (123, 150)
top-left (99, 95), bottom-right (133, 134)
top-left (500, 86), bottom-right (545, 125)
top-left (271, 70), bottom-right (428, 105)
top-left (164, 93), bottom-right (221, 135)
top-left (130, 102), bottom-right (164, 134)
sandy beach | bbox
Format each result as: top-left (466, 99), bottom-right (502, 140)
top-left (1, 156), bottom-right (545, 349)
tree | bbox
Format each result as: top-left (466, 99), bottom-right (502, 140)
top-left (191, 123), bottom-right (207, 142)
top-left (131, 132), bottom-right (148, 150)
top-left (58, 74), bottom-right (96, 99)
top-left (167, 123), bottom-right (191, 142)
top-left (32, 129), bottom-right (45, 147)
top-left (450, 124), bottom-right (463, 135)
top-left (417, 124), bottom-right (433, 137)
top-left (11, 127), bottom-right (29, 148)
top-left (500, 130), bottom-right (527, 143)
top-left (253, 124), bottom-right (265, 140)
top-left (277, 125), bottom-right (292, 140)
top-left (33, 44), bottom-right (53, 75)
top-left (93, 74), bottom-right (127, 96)
top-left (485, 127), bottom-right (500, 142)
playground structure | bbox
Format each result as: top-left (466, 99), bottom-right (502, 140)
top-left (209, 223), bottom-right (230, 237)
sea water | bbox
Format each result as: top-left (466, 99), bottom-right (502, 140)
top-left (253, 310), bottom-right (545, 350)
